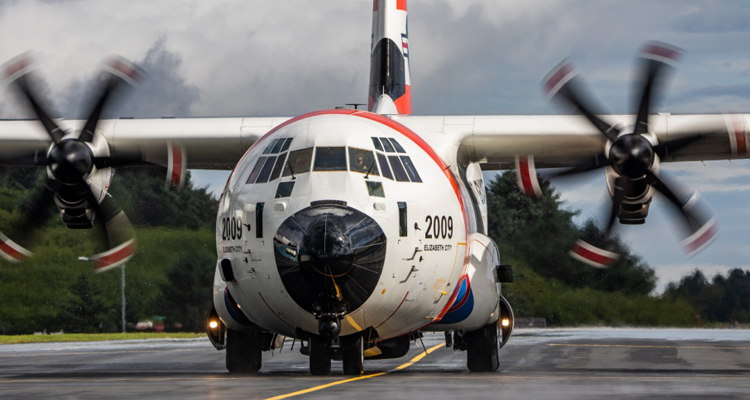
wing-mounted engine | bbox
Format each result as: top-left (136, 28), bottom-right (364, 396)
top-left (603, 130), bottom-right (659, 225)
top-left (517, 42), bottom-right (718, 268)
top-left (0, 54), bottom-right (187, 272)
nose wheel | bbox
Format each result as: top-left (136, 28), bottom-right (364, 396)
top-left (309, 336), bottom-right (331, 376)
top-left (342, 334), bottom-right (364, 376)
top-left (308, 334), bottom-right (365, 376)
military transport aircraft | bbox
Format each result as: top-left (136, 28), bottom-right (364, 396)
top-left (0, 0), bottom-right (743, 376)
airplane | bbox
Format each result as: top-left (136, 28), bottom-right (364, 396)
top-left (0, 0), bottom-right (744, 376)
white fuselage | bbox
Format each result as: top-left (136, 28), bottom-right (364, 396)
top-left (213, 110), bottom-right (479, 340)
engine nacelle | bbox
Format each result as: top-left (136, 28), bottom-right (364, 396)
top-left (604, 162), bottom-right (658, 225)
top-left (604, 129), bottom-right (660, 225)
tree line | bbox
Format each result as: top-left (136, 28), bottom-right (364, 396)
top-left (1, 167), bottom-right (745, 333)
top-left (487, 171), bottom-right (748, 326)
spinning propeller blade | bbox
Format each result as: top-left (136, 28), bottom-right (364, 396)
top-left (526, 42), bottom-right (717, 267)
top-left (0, 54), bottom-right (176, 270)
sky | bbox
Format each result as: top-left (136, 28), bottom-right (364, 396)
top-left (0, 0), bottom-right (749, 293)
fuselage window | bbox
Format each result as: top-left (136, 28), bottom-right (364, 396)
top-left (366, 181), bottom-right (385, 198)
top-left (371, 137), bottom-right (384, 151)
top-left (283, 148), bottom-right (313, 177)
top-left (379, 137), bottom-right (395, 152)
top-left (276, 181), bottom-right (295, 198)
top-left (280, 137), bottom-right (293, 152)
top-left (314, 147), bottom-right (347, 171)
top-left (388, 155), bottom-right (409, 182)
top-left (377, 152), bottom-right (393, 180)
top-left (256, 155), bottom-right (277, 183)
top-left (256, 203), bottom-right (264, 238)
top-left (263, 139), bottom-right (279, 154)
top-left (398, 202), bottom-right (407, 237)
top-left (389, 138), bottom-right (406, 153)
top-left (399, 156), bottom-right (422, 183)
top-left (349, 147), bottom-right (379, 176)
top-left (246, 156), bottom-right (268, 184)
top-left (270, 153), bottom-right (287, 181)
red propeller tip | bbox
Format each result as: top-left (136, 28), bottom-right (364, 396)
top-left (641, 42), bottom-right (682, 66)
top-left (543, 61), bottom-right (576, 99)
top-left (92, 239), bottom-right (136, 273)
top-left (515, 155), bottom-right (541, 198)
top-left (0, 231), bottom-right (32, 263)
top-left (569, 239), bottom-right (619, 269)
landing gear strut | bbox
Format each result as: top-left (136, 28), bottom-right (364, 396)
top-left (226, 328), bottom-right (262, 373)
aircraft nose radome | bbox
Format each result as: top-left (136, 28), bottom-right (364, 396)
top-left (274, 204), bottom-right (386, 314)
top-left (302, 215), bottom-right (355, 277)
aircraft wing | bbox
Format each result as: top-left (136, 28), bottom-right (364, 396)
top-left (397, 113), bottom-right (746, 169)
top-left (0, 113), bottom-right (743, 171)
top-left (0, 117), bottom-right (291, 170)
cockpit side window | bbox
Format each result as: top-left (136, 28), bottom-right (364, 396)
top-left (377, 152), bottom-right (393, 180)
top-left (271, 138), bottom-right (286, 153)
top-left (399, 156), bottom-right (422, 183)
top-left (280, 138), bottom-right (293, 152)
top-left (388, 155), bottom-right (409, 182)
top-left (371, 137), bottom-right (384, 151)
top-left (379, 137), bottom-right (395, 153)
top-left (349, 147), bottom-right (379, 176)
top-left (246, 156), bottom-right (268, 184)
top-left (263, 139), bottom-right (279, 154)
top-left (283, 148), bottom-right (313, 177)
top-left (270, 153), bottom-right (287, 181)
top-left (256, 156), bottom-right (277, 183)
top-left (314, 147), bottom-right (347, 171)
top-left (389, 138), bottom-right (406, 153)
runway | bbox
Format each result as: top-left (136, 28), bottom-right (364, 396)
top-left (1, 328), bottom-right (749, 399)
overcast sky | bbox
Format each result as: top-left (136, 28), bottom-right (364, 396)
top-left (1, 0), bottom-right (749, 292)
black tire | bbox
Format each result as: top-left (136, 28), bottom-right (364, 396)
top-left (309, 336), bottom-right (331, 376)
top-left (465, 322), bottom-right (500, 372)
top-left (341, 334), bottom-right (364, 376)
top-left (226, 328), bottom-right (262, 374)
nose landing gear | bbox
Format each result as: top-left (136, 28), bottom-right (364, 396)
top-left (307, 332), bottom-right (365, 376)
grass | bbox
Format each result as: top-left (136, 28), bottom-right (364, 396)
top-left (0, 332), bottom-right (204, 345)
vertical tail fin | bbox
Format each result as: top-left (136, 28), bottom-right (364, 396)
top-left (368, 0), bottom-right (411, 115)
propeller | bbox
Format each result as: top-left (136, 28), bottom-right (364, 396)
top-left (0, 54), bottom-right (184, 272)
top-left (522, 42), bottom-right (717, 268)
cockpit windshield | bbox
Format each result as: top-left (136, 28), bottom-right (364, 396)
top-left (349, 147), bottom-right (379, 176)
top-left (314, 147), bottom-right (347, 171)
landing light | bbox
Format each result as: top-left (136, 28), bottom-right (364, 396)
top-left (501, 318), bottom-right (510, 327)
top-left (209, 320), bottom-right (219, 329)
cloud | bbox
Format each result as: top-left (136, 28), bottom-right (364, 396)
top-left (121, 38), bottom-right (200, 118)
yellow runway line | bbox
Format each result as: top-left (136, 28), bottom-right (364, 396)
top-left (264, 343), bottom-right (443, 400)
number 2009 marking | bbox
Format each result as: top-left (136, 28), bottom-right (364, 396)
top-left (222, 217), bottom-right (243, 240)
top-left (425, 215), bottom-right (453, 239)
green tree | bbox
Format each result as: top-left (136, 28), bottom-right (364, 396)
top-left (665, 268), bottom-right (750, 323)
top-left (487, 171), bottom-right (656, 295)
top-left (156, 253), bottom-right (215, 331)
top-left (57, 272), bottom-right (114, 333)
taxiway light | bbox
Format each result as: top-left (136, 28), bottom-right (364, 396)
top-left (501, 318), bottom-right (510, 327)
top-left (209, 320), bottom-right (219, 329)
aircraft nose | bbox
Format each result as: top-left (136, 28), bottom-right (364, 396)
top-left (274, 203), bottom-right (387, 315)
